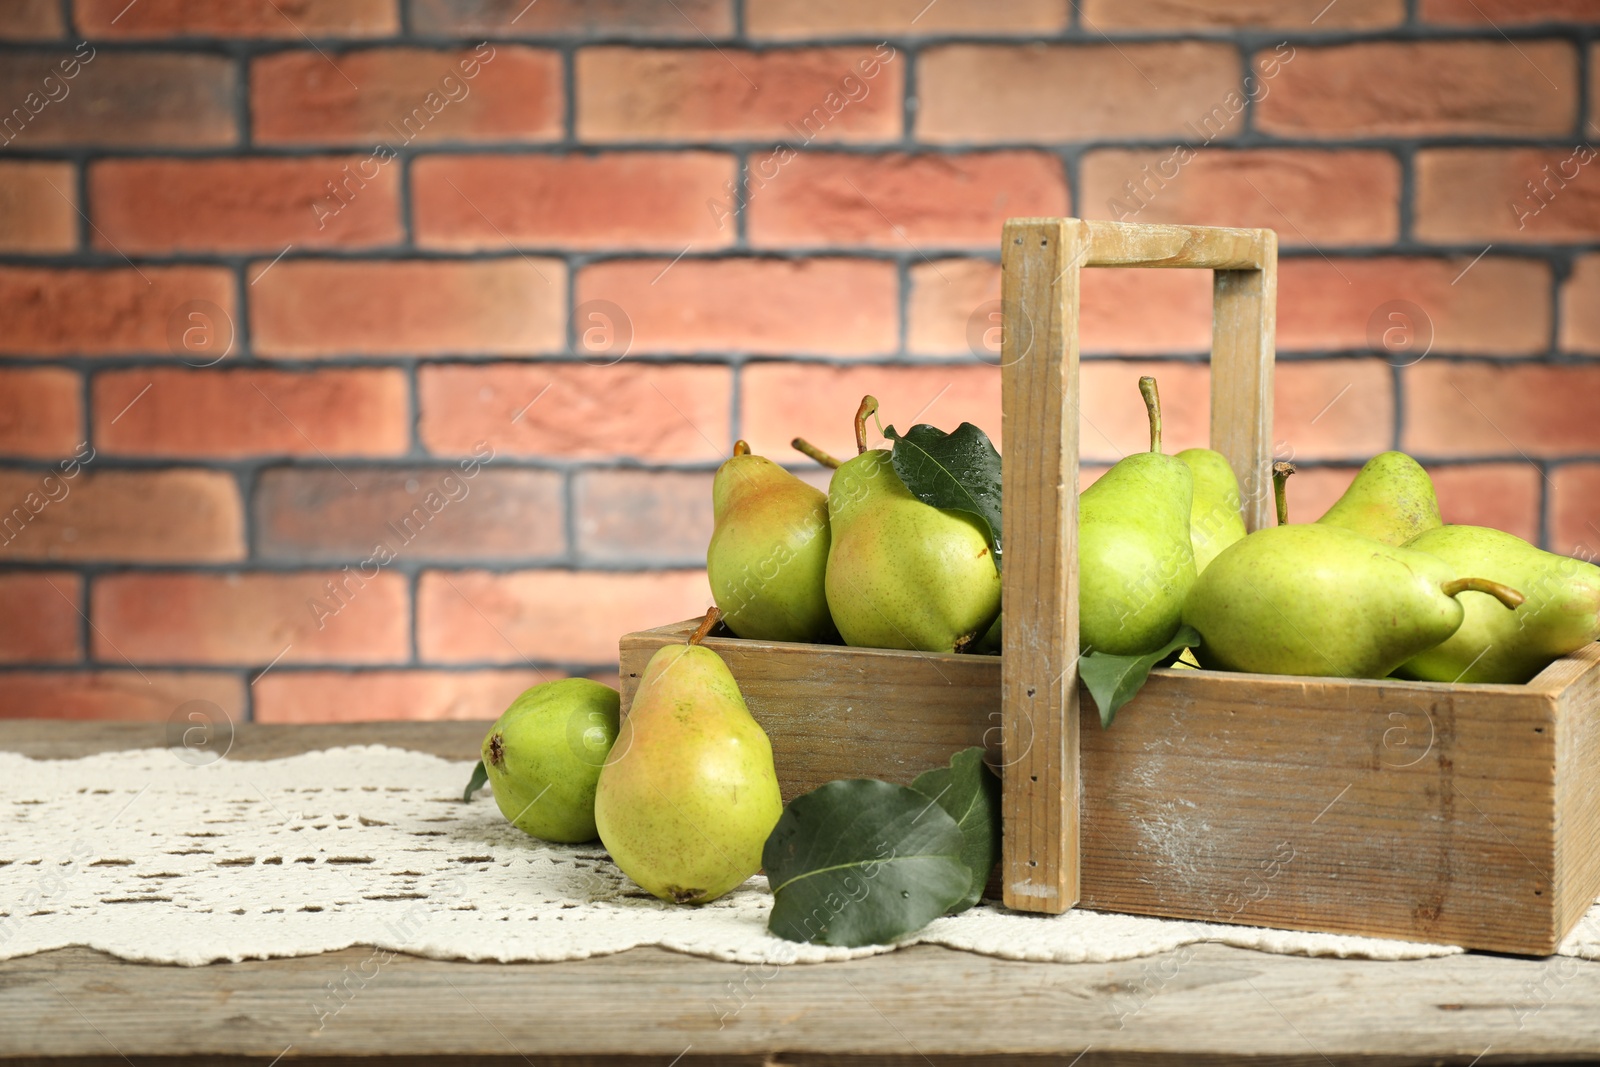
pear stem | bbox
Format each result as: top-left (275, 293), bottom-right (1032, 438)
top-left (854, 396), bottom-right (879, 455)
top-left (1442, 577), bottom-right (1526, 611)
top-left (791, 437), bottom-right (842, 469)
top-left (732, 440), bottom-right (750, 457)
top-left (1138, 376), bottom-right (1162, 454)
top-left (689, 606), bottom-right (721, 646)
top-left (1272, 461), bottom-right (1296, 526)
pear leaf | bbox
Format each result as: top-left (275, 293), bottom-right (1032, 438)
top-left (1081, 625), bottom-right (1202, 729)
top-left (462, 759), bottom-right (489, 803)
top-left (763, 779), bottom-right (970, 947)
top-left (883, 422), bottom-right (1003, 570)
top-left (910, 747), bottom-right (1000, 912)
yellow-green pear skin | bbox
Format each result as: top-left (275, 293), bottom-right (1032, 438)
top-left (707, 448), bottom-right (833, 643)
top-left (1079, 454), bottom-right (1196, 656)
top-left (1184, 524), bottom-right (1491, 679)
top-left (1396, 526), bottom-right (1600, 684)
top-left (824, 449), bottom-right (1000, 653)
top-left (1316, 451), bottom-right (1442, 546)
top-left (481, 679), bottom-right (620, 844)
top-left (593, 643), bottom-right (782, 905)
top-left (1176, 447), bottom-right (1247, 573)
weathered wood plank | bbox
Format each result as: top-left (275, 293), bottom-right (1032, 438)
top-left (1557, 642), bottom-right (1600, 940)
top-left (1211, 238), bottom-right (1278, 532)
top-left (999, 217), bottom-right (1080, 915)
top-left (1080, 219), bottom-right (1272, 270)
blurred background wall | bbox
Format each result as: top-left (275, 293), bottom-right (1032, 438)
top-left (0, 0), bottom-right (1596, 723)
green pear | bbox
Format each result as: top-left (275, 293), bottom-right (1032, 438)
top-left (1176, 447), bottom-right (1247, 573)
top-left (1396, 526), bottom-right (1600, 684)
top-left (1079, 377), bottom-right (1196, 656)
top-left (1183, 524), bottom-right (1524, 678)
top-left (594, 612), bottom-right (783, 905)
top-left (707, 440), bottom-right (834, 643)
top-left (481, 678), bottom-right (620, 844)
top-left (824, 397), bottom-right (1000, 653)
top-left (1316, 451), bottom-right (1442, 546)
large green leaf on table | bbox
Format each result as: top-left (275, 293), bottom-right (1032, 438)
top-left (763, 779), bottom-right (970, 947)
top-left (883, 422), bottom-right (1003, 570)
top-left (462, 760), bottom-right (488, 803)
top-left (910, 747), bottom-right (1000, 912)
top-left (1081, 625), bottom-right (1202, 729)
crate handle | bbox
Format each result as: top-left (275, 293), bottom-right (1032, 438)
top-left (998, 218), bottom-right (1278, 913)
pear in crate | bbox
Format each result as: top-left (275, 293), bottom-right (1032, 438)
top-left (1184, 524), bottom-right (1525, 679)
top-left (1396, 526), bottom-right (1600, 684)
top-left (1316, 451), bottom-right (1442, 546)
top-left (707, 440), bottom-right (833, 643)
top-left (1079, 377), bottom-right (1197, 655)
top-left (594, 610), bottom-right (783, 905)
top-left (824, 397), bottom-right (1000, 653)
top-left (481, 679), bottom-right (620, 844)
top-left (1176, 447), bottom-right (1247, 573)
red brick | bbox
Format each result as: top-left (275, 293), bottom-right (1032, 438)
top-left (254, 668), bottom-right (573, 723)
top-left (1552, 465), bottom-right (1600, 558)
top-left (1422, 0), bottom-right (1600, 23)
top-left (907, 259), bottom-right (1214, 357)
top-left (747, 151), bottom-right (1067, 249)
top-left (411, 0), bottom-right (732, 35)
top-left (1082, 0), bottom-right (1402, 27)
top-left (1255, 41), bottom-right (1576, 139)
top-left (0, 671), bottom-right (244, 721)
top-left (1274, 359), bottom-right (1395, 462)
top-left (94, 368), bottom-right (408, 459)
top-left (418, 569), bottom-right (710, 665)
top-left (575, 470), bottom-right (713, 565)
top-left (1403, 364), bottom-right (1600, 458)
top-left (1277, 257), bottom-right (1549, 356)
top-left (253, 45), bottom-right (559, 146)
top-left (577, 258), bottom-right (896, 355)
top-left (251, 259), bottom-right (564, 357)
top-left (0, 572), bottom-right (80, 664)
top-left (0, 162), bottom-right (76, 252)
top-left (1080, 149), bottom-right (1400, 247)
top-left (93, 572), bottom-right (409, 666)
top-left (90, 158), bottom-right (402, 254)
top-left (0, 368), bottom-right (80, 457)
top-left (917, 43), bottom-right (1238, 143)
top-left (413, 153), bottom-right (735, 252)
top-left (1560, 254), bottom-right (1600, 353)
top-left (747, 0), bottom-right (1066, 36)
top-left (0, 0), bottom-right (64, 38)
top-left (577, 46), bottom-right (902, 142)
top-left (0, 469), bottom-right (244, 562)
top-left (75, 0), bottom-right (397, 36)
top-left (256, 466), bottom-right (566, 563)
top-left (0, 266), bottom-right (235, 357)
top-left (1432, 464), bottom-right (1543, 544)
top-left (1416, 148), bottom-right (1600, 244)
top-left (419, 364), bottom-right (732, 463)
top-left (0, 51), bottom-right (236, 147)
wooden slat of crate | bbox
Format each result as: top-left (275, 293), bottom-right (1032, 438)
top-left (619, 625), bottom-right (1600, 955)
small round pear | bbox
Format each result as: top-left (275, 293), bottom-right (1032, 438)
top-left (481, 679), bottom-right (620, 844)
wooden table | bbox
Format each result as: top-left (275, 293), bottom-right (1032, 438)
top-left (4, 721), bottom-right (1600, 1066)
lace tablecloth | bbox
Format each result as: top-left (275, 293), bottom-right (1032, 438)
top-left (4, 745), bottom-right (1595, 967)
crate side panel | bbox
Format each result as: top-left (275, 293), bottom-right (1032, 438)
top-left (1080, 669), bottom-right (1560, 954)
top-left (1555, 644), bottom-right (1600, 939)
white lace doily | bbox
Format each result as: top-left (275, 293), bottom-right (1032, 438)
top-left (3, 745), bottom-right (1595, 968)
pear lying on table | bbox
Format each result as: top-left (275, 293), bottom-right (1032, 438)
top-left (1395, 526), bottom-right (1600, 684)
top-left (1316, 451), bottom-right (1442, 546)
top-left (481, 679), bottom-right (620, 844)
top-left (594, 610), bottom-right (783, 905)
top-left (707, 440), bottom-right (834, 644)
top-left (1079, 377), bottom-right (1196, 656)
top-left (825, 397), bottom-right (1000, 653)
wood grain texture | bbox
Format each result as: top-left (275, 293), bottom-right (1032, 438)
top-left (999, 217), bottom-right (1080, 915)
top-left (620, 627), bottom-right (1600, 955)
top-left (1080, 220), bottom-right (1273, 270)
top-left (1211, 234), bottom-right (1278, 532)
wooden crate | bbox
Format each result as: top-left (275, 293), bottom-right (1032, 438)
top-left (618, 218), bottom-right (1600, 956)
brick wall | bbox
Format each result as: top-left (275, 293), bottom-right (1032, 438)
top-left (1, 0), bottom-right (1597, 724)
